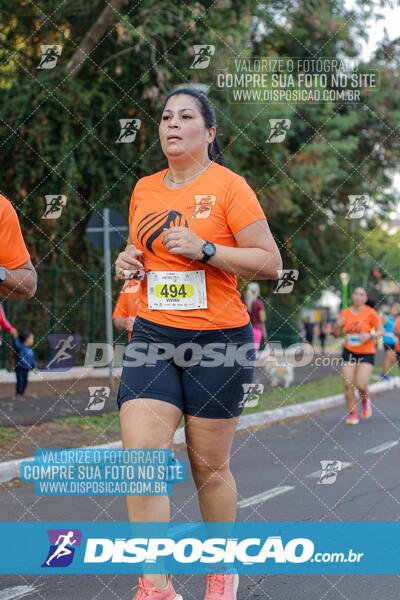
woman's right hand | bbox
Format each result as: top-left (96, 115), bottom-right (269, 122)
top-left (115, 244), bottom-right (145, 280)
top-left (126, 316), bottom-right (136, 331)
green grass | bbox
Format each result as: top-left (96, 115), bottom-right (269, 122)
top-left (0, 427), bottom-right (19, 444)
top-left (53, 412), bottom-right (121, 433)
top-left (243, 375), bottom-right (343, 414)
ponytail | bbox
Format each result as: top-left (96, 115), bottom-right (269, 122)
top-left (208, 138), bottom-right (226, 166)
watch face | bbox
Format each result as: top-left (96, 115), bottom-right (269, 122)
top-left (203, 242), bottom-right (215, 257)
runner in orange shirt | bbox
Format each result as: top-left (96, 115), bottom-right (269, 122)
top-left (333, 287), bottom-right (383, 424)
top-left (0, 193), bottom-right (37, 299)
top-left (112, 280), bottom-right (142, 342)
top-left (115, 88), bottom-right (282, 600)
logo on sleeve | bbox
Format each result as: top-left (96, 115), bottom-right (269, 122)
top-left (42, 529), bottom-right (82, 567)
top-left (137, 210), bottom-right (188, 254)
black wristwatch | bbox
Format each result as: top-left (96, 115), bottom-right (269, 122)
top-left (199, 241), bottom-right (216, 264)
top-left (0, 266), bottom-right (6, 282)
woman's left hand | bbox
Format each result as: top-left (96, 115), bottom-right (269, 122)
top-left (162, 227), bottom-right (205, 261)
top-left (359, 332), bottom-right (372, 344)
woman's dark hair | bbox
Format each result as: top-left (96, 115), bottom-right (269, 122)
top-left (161, 87), bottom-right (226, 166)
top-left (353, 285), bottom-right (368, 297)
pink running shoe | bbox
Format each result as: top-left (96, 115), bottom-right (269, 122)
top-left (361, 398), bottom-right (372, 419)
top-left (203, 573), bottom-right (239, 600)
top-left (346, 410), bottom-right (359, 425)
top-left (131, 575), bottom-right (182, 600)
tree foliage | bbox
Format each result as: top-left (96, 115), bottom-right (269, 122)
top-left (1, 0), bottom-right (399, 343)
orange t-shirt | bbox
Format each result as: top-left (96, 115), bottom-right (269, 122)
top-left (394, 316), bottom-right (400, 352)
top-left (129, 162), bottom-right (267, 330)
top-left (113, 282), bottom-right (142, 341)
top-left (0, 194), bottom-right (30, 269)
top-left (339, 305), bottom-right (380, 354)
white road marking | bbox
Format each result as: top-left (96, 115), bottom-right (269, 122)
top-left (364, 440), bottom-right (399, 454)
top-left (0, 586), bottom-right (37, 600)
top-left (237, 486), bottom-right (294, 508)
top-left (306, 462), bottom-right (352, 478)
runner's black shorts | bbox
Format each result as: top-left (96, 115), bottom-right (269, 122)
top-left (396, 352), bottom-right (400, 364)
top-left (117, 316), bottom-right (256, 419)
top-left (384, 342), bottom-right (396, 351)
top-left (342, 347), bottom-right (375, 365)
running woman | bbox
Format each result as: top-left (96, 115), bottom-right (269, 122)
top-left (380, 302), bottom-right (400, 380)
top-left (333, 287), bottom-right (383, 424)
top-left (115, 87), bottom-right (282, 600)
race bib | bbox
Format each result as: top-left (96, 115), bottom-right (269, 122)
top-left (147, 270), bottom-right (207, 310)
top-left (347, 333), bottom-right (361, 346)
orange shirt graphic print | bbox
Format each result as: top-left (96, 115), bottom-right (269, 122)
top-left (137, 210), bottom-right (188, 254)
top-left (189, 194), bottom-right (217, 219)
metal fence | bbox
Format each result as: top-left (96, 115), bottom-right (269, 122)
top-left (1, 265), bottom-right (128, 371)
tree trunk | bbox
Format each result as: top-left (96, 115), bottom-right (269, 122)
top-left (66, 0), bottom-right (128, 78)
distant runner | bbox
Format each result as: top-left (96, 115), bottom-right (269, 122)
top-left (333, 287), bottom-right (383, 424)
top-left (380, 302), bottom-right (400, 380)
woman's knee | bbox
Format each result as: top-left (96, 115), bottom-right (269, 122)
top-left (342, 379), bottom-right (354, 392)
top-left (190, 458), bottom-right (231, 486)
top-left (356, 384), bottom-right (368, 396)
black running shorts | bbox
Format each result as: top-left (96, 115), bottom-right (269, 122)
top-left (117, 316), bottom-right (256, 419)
top-left (342, 347), bottom-right (375, 365)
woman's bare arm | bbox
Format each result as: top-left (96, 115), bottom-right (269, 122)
top-left (203, 220), bottom-right (282, 280)
top-left (0, 259), bottom-right (37, 299)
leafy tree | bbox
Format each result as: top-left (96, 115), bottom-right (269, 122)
top-left (1, 0), bottom-right (399, 349)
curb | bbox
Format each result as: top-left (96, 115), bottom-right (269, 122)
top-left (1, 377), bottom-right (398, 485)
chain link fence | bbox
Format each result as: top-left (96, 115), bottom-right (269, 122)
top-left (1, 265), bottom-right (128, 371)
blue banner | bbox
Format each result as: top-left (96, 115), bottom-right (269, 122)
top-left (1, 522), bottom-right (399, 574)
top-left (20, 449), bottom-right (186, 496)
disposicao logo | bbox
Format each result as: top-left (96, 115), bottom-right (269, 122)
top-left (42, 529), bottom-right (82, 567)
top-left (83, 536), bottom-right (314, 564)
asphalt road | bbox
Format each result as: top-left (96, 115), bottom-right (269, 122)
top-left (1, 386), bottom-right (400, 598)
top-left (0, 348), bottom-right (387, 427)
